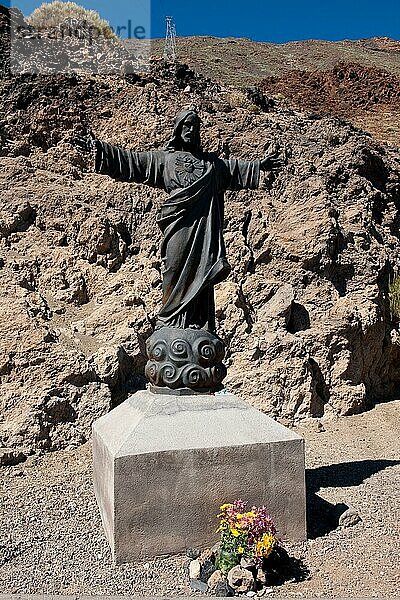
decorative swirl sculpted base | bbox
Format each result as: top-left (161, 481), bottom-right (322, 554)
top-left (145, 327), bottom-right (227, 393)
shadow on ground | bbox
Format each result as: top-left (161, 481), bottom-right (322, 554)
top-left (306, 459), bottom-right (400, 538)
top-left (262, 546), bottom-right (310, 586)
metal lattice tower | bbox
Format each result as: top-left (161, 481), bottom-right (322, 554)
top-left (163, 16), bottom-right (177, 62)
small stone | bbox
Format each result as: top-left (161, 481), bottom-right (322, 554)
top-left (247, 592), bottom-right (256, 597)
top-left (241, 556), bottom-right (256, 570)
top-left (211, 541), bottom-right (221, 555)
top-left (215, 580), bottom-right (235, 597)
top-left (186, 546), bottom-right (201, 559)
top-left (190, 579), bottom-right (209, 593)
top-left (227, 565), bottom-right (255, 593)
top-left (207, 569), bottom-right (225, 591)
top-left (184, 85), bottom-right (191, 93)
top-left (200, 558), bottom-right (216, 582)
top-left (0, 448), bottom-right (26, 467)
top-left (43, 329), bottom-right (59, 343)
top-left (256, 567), bottom-right (267, 586)
top-left (199, 547), bottom-right (215, 563)
top-left (339, 507), bottom-right (362, 528)
top-left (189, 558), bottom-right (201, 580)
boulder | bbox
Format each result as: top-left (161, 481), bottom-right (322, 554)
top-left (227, 565), bottom-right (255, 593)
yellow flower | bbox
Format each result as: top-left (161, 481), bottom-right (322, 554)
top-left (238, 546), bottom-right (244, 554)
top-left (256, 533), bottom-right (275, 558)
top-left (220, 503), bottom-right (233, 511)
top-left (230, 527), bottom-right (240, 537)
top-left (245, 511), bottom-right (256, 518)
top-left (262, 533), bottom-right (275, 545)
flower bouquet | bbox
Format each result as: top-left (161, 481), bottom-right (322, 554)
top-left (215, 500), bottom-right (280, 574)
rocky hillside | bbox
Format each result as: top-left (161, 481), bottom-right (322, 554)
top-left (261, 62), bottom-right (400, 114)
top-left (260, 62), bottom-right (400, 147)
top-left (147, 37), bottom-right (400, 146)
top-left (147, 36), bottom-right (400, 86)
top-left (1, 26), bottom-right (400, 459)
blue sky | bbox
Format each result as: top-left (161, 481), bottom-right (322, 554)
top-left (4, 0), bottom-right (400, 42)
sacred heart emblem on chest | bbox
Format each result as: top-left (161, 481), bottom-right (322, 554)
top-left (174, 153), bottom-right (205, 187)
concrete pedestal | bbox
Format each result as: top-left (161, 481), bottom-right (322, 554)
top-left (92, 391), bottom-right (306, 563)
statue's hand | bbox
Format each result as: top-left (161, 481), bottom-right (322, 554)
top-left (260, 144), bottom-right (286, 172)
top-left (71, 130), bottom-right (96, 153)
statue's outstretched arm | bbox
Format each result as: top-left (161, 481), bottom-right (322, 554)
top-left (72, 131), bottom-right (97, 154)
top-left (260, 147), bottom-right (286, 173)
top-left (72, 132), bottom-right (165, 188)
top-left (219, 143), bottom-right (285, 192)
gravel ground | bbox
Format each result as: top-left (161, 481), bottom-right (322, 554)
top-left (1, 400), bottom-right (399, 597)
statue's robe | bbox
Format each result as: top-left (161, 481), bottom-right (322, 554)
top-left (95, 142), bottom-right (260, 331)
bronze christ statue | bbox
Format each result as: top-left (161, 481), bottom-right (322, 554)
top-left (74, 107), bottom-right (283, 393)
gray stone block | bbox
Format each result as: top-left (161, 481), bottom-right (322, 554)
top-left (92, 391), bottom-right (306, 563)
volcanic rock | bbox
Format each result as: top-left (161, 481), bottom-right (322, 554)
top-left (207, 569), bottom-right (226, 591)
top-left (227, 565), bottom-right (255, 593)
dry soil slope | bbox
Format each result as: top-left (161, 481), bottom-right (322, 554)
top-left (146, 36), bottom-right (400, 86)
top-left (260, 61), bottom-right (400, 147)
top-left (146, 37), bottom-right (400, 146)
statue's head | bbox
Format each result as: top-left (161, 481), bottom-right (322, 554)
top-left (165, 106), bottom-right (201, 152)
